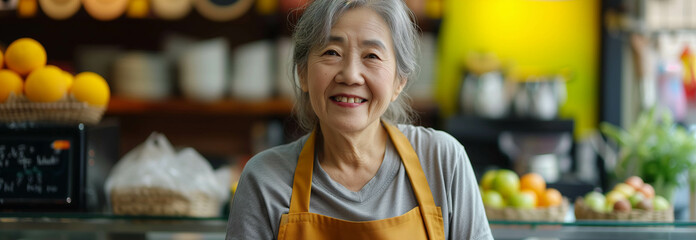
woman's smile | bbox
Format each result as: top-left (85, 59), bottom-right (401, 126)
top-left (330, 94), bottom-right (368, 108)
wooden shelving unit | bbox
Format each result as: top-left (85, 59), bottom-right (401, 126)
top-left (106, 97), bottom-right (294, 116)
top-left (101, 97), bottom-right (295, 159)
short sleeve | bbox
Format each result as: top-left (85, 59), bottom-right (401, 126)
top-left (225, 159), bottom-right (276, 240)
top-left (448, 143), bottom-right (494, 240)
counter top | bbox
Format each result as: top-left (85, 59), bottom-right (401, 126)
top-left (1, 212), bottom-right (695, 239)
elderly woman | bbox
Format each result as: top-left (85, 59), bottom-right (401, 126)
top-left (226, 0), bottom-right (492, 239)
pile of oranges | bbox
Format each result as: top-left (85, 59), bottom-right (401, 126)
top-left (520, 172), bottom-right (563, 208)
top-left (0, 38), bottom-right (110, 107)
top-left (479, 169), bottom-right (563, 209)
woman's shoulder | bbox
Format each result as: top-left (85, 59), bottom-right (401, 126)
top-left (241, 134), bottom-right (309, 181)
top-left (395, 124), bottom-right (468, 170)
top-left (396, 124), bottom-right (462, 150)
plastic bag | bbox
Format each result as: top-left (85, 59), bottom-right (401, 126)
top-left (105, 132), bottom-right (228, 216)
top-left (171, 147), bottom-right (229, 203)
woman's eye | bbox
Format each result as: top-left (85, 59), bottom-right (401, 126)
top-left (366, 53), bottom-right (380, 59)
top-left (323, 50), bottom-right (339, 56)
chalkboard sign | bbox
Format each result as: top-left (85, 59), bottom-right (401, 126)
top-left (0, 123), bottom-right (88, 210)
top-left (0, 137), bottom-right (75, 204)
top-left (0, 122), bottom-right (120, 212)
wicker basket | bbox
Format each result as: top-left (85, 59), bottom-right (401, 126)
top-left (0, 94), bottom-right (105, 124)
top-left (485, 198), bottom-right (569, 221)
top-left (111, 186), bottom-right (220, 217)
top-left (574, 197), bottom-right (674, 222)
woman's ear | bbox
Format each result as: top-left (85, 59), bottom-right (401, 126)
top-left (297, 65), bottom-right (308, 92)
top-left (391, 76), bottom-right (407, 101)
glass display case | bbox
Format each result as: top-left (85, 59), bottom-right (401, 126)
top-left (1, 212), bottom-right (695, 240)
top-left (490, 220), bottom-right (696, 240)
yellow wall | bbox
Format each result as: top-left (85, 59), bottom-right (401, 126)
top-left (436, 0), bottom-right (600, 138)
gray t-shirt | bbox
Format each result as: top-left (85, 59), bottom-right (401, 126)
top-left (226, 124), bottom-right (493, 240)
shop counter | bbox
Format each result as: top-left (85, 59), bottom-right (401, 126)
top-left (1, 213), bottom-right (695, 240)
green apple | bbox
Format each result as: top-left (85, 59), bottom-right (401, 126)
top-left (480, 170), bottom-right (498, 190)
top-left (482, 190), bottom-right (505, 208)
top-left (653, 195), bottom-right (670, 211)
top-left (509, 191), bottom-right (536, 209)
top-left (628, 192), bottom-right (646, 208)
top-left (493, 169), bottom-right (520, 198)
top-left (584, 191), bottom-right (606, 213)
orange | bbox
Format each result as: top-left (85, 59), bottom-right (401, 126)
top-left (63, 71), bottom-right (74, 91)
top-left (44, 65), bottom-right (73, 90)
top-left (540, 188), bottom-right (563, 207)
top-left (4, 38), bottom-right (47, 76)
top-left (0, 48), bottom-right (4, 69)
top-left (25, 66), bottom-right (67, 102)
top-left (71, 72), bottom-right (110, 106)
top-left (520, 172), bottom-right (546, 199)
top-left (0, 69), bottom-right (24, 103)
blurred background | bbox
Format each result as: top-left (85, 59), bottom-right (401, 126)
top-left (1, 0), bottom-right (696, 227)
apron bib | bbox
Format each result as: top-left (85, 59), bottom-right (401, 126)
top-left (277, 122), bottom-right (445, 240)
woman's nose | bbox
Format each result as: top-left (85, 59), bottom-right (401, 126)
top-left (335, 55), bottom-right (365, 85)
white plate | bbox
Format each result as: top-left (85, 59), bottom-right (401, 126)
top-left (39, 0), bottom-right (80, 20)
top-left (82, 0), bottom-right (128, 21)
top-left (194, 0), bottom-right (253, 22)
top-left (152, 0), bottom-right (192, 20)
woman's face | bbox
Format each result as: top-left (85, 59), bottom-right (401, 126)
top-left (300, 7), bottom-right (405, 134)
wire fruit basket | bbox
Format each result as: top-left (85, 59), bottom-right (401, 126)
top-left (0, 94), bottom-right (105, 124)
top-left (574, 197), bottom-right (674, 222)
top-left (485, 198), bottom-right (569, 222)
top-left (110, 187), bottom-right (220, 217)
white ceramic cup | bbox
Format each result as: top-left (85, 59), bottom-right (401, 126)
top-left (230, 40), bottom-right (273, 101)
top-left (179, 38), bottom-right (229, 102)
top-left (113, 52), bottom-right (171, 100)
top-left (276, 37), bottom-right (297, 100)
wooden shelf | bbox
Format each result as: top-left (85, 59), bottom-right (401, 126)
top-left (106, 97), bottom-right (294, 116)
top-left (105, 97), bottom-right (440, 157)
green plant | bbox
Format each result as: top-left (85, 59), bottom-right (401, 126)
top-left (600, 107), bottom-right (696, 202)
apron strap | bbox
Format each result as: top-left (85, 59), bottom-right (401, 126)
top-left (384, 122), bottom-right (442, 239)
top-left (288, 130), bottom-right (316, 213)
top-left (383, 122), bottom-right (438, 209)
top-left (288, 122), bottom-right (439, 213)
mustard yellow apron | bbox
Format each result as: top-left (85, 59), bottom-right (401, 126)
top-left (277, 122), bottom-right (445, 240)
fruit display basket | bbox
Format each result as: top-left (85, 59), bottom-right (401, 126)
top-left (574, 197), bottom-right (674, 222)
top-left (0, 95), bottom-right (105, 124)
top-left (485, 197), bottom-right (569, 222)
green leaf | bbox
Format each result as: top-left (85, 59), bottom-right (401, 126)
top-left (600, 107), bottom-right (696, 189)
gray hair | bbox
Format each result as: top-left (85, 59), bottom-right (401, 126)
top-left (291, 0), bottom-right (420, 133)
